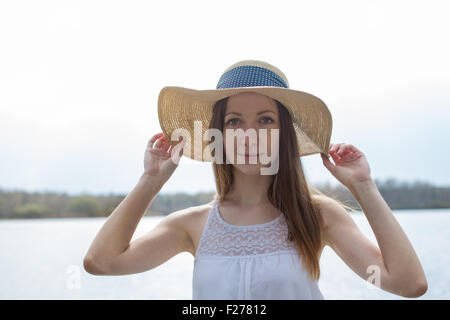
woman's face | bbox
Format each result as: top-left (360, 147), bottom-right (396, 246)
top-left (223, 92), bottom-right (280, 175)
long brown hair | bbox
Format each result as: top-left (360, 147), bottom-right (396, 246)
top-left (208, 96), bottom-right (356, 281)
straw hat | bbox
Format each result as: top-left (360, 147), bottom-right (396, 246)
top-left (157, 59), bottom-right (332, 162)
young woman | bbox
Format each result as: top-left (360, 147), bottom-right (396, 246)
top-left (83, 60), bottom-right (427, 299)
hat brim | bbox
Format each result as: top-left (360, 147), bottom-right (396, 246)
top-left (157, 86), bottom-right (332, 161)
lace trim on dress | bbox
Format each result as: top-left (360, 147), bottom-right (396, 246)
top-left (195, 201), bottom-right (297, 257)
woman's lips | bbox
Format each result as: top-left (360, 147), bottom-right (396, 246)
top-left (237, 153), bottom-right (261, 157)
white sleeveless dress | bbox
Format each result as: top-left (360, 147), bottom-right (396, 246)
top-left (192, 200), bottom-right (324, 300)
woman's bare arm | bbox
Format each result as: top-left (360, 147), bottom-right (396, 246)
top-left (319, 182), bottom-right (428, 298)
top-left (83, 172), bottom-right (165, 274)
top-left (321, 143), bottom-right (428, 298)
top-left (83, 132), bottom-right (186, 275)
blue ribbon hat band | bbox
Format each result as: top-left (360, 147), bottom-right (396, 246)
top-left (216, 65), bottom-right (289, 89)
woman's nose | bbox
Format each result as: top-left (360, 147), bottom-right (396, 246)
top-left (237, 134), bottom-right (259, 150)
top-left (242, 122), bottom-right (261, 130)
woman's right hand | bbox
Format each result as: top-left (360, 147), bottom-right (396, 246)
top-left (143, 132), bottom-right (186, 180)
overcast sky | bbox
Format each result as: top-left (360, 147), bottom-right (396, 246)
top-left (0, 0), bottom-right (449, 196)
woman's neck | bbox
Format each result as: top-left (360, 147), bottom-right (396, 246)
top-left (223, 168), bottom-right (273, 208)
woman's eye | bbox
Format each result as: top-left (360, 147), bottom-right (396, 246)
top-left (226, 117), bottom-right (274, 125)
top-left (261, 117), bottom-right (274, 124)
top-left (226, 118), bottom-right (239, 125)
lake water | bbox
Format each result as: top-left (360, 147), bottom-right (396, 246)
top-left (0, 209), bottom-right (449, 299)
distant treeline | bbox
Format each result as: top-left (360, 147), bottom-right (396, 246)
top-left (0, 178), bottom-right (449, 219)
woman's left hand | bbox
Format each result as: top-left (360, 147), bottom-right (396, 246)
top-left (320, 143), bottom-right (372, 189)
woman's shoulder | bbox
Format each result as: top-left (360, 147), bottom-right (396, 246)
top-left (173, 200), bottom-right (214, 219)
top-left (310, 194), bottom-right (351, 232)
top-left (310, 194), bottom-right (329, 208)
top-left (165, 201), bottom-right (215, 256)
